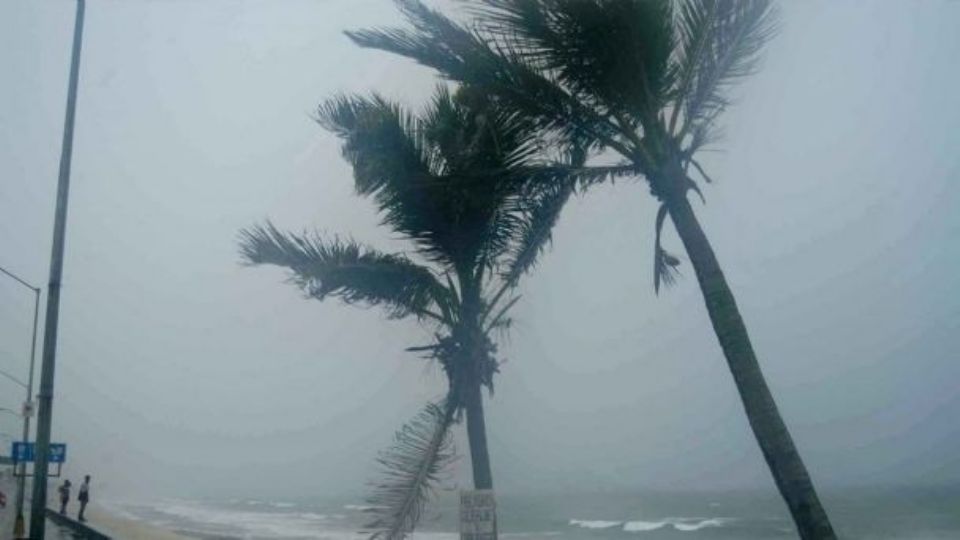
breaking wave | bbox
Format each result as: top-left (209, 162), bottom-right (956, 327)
top-left (571, 516), bottom-right (734, 533)
top-left (569, 519), bottom-right (623, 529)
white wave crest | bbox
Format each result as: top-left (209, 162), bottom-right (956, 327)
top-left (569, 519), bottom-right (623, 529)
top-left (673, 518), bottom-right (730, 531)
top-left (623, 517), bottom-right (733, 533)
top-left (343, 503), bottom-right (388, 511)
top-left (622, 520), bottom-right (667, 532)
top-left (572, 516), bottom-right (735, 533)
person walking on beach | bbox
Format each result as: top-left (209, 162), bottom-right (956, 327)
top-left (58, 479), bottom-right (71, 514)
top-left (78, 475), bottom-right (91, 522)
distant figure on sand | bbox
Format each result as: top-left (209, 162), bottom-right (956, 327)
top-left (78, 475), bottom-right (91, 522)
top-left (58, 479), bottom-right (71, 514)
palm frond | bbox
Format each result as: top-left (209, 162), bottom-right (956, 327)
top-left (484, 294), bottom-right (521, 333)
top-left (347, 1), bottom-right (630, 158)
top-left (427, 87), bottom-right (540, 271)
top-left (500, 142), bottom-right (618, 286)
top-left (687, 176), bottom-right (706, 204)
top-left (516, 162), bottom-right (639, 193)
top-left (689, 157), bottom-right (715, 184)
top-left (318, 85), bottom-right (551, 274)
top-left (488, 314), bottom-right (514, 342)
top-left (239, 222), bottom-right (445, 320)
top-left (668, 0), bottom-right (720, 134)
top-left (346, 0), bottom-right (488, 85)
top-left (477, 0), bottom-right (675, 126)
top-left (502, 175), bottom-right (575, 286)
top-left (653, 204), bottom-right (681, 294)
top-left (317, 93), bottom-right (438, 198)
top-left (318, 93), bottom-right (461, 266)
top-left (672, 0), bottom-right (778, 145)
top-left (364, 398), bottom-right (458, 540)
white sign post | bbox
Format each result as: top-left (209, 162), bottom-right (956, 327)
top-left (460, 489), bottom-right (497, 540)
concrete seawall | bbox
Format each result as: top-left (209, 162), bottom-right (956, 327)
top-left (45, 509), bottom-right (111, 539)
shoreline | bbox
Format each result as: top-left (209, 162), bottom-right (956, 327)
top-left (86, 505), bottom-right (192, 540)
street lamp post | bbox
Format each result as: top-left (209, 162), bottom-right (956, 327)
top-left (0, 266), bottom-right (41, 537)
top-left (30, 0), bottom-right (86, 537)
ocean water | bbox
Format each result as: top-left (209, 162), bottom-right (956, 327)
top-left (106, 486), bottom-right (960, 540)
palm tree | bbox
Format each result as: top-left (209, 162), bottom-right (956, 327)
top-left (346, 1), bottom-right (836, 538)
top-left (240, 87), bottom-right (576, 539)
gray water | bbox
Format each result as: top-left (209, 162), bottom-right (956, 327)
top-left (108, 486), bottom-right (960, 539)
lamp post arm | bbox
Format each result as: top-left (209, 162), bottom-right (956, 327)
top-left (0, 265), bottom-right (40, 293)
top-left (0, 369), bottom-right (28, 389)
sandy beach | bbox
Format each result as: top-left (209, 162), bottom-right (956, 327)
top-left (85, 506), bottom-right (190, 540)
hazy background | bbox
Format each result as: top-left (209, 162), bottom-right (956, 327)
top-left (1, 0), bottom-right (957, 503)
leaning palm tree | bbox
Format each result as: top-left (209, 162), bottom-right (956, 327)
top-left (346, 1), bottom-right (836, 538)
top-left (240, 86), bottom-right (575, 539)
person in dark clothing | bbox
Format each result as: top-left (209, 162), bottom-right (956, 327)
top-left (77, 475), bottom-right (90, 522)
top-left (58, 479), bottom-right (71, 515)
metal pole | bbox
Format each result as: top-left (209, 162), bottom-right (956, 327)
top-left (0, 267), bottom-right (41, 539)
top-left (30, 0), bottom-right (85, 537)
top-left (14, 288), bottom-right (40, 537)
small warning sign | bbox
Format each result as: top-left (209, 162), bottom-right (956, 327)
top-left (460, 489), bottom-right (497, 540)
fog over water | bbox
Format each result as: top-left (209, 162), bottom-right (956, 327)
top-left (1, 0), bottom-right (957, 507)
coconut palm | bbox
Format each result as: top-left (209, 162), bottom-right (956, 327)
top-left (240, 87), bottom-right (577, 539)
top-left (346, 1), bottom-right (836, 538)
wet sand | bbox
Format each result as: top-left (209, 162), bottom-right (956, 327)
top-left (85, 506), bottom-right (191, 539)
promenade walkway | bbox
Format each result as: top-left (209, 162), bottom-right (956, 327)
top-left (44, 509), bottom-right (111, 539)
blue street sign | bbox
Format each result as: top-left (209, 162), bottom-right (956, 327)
top-left (49, 443), bottom-right (67, 463)
top-left (11, 442), bottom-right (31, 462)
top-left (10, 442), bottom-right (67, 463)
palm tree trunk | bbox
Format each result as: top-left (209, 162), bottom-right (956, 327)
top-left (666, 192), bottom-right (836, 540)
top-left (464, 373), bottom-right (498, 538)
top-left (458, 274), bottom-right (497, 537)
top-left (465, 376), bottom-right (494, 490)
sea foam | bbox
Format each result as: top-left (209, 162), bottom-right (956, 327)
top-left (569, 519), bottom-right (623, 529)
top-left (572, 515), bottom-right (734, 533)
top-left (622, 520), bottom-right (666, 532)
top-left (344, 503), bottom-right (388, 511)
top-left (625, 517), bottom-right (732, 532)
top-left (672, 518), bottom-right (730, 531)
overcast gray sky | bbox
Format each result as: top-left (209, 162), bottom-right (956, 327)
top-left (1, 1), bottom-right (957, 502)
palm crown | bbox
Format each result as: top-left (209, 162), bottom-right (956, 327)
top-left (240, 86), bottom-right (574, 538)
top-left (243, 86), bottom-right (572, 325)
top-left (348, 0), bottom-right (777, 289)
top-left (349, 0), bottom-right (775, 163)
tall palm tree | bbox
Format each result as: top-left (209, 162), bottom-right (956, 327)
top-left (346, 1), bottom-right (836, 538)
top-left (240, 87), bottom-right (575, 539)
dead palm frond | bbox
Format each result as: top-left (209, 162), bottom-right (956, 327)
top-left (364, 398), bottom-right (458, 540)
